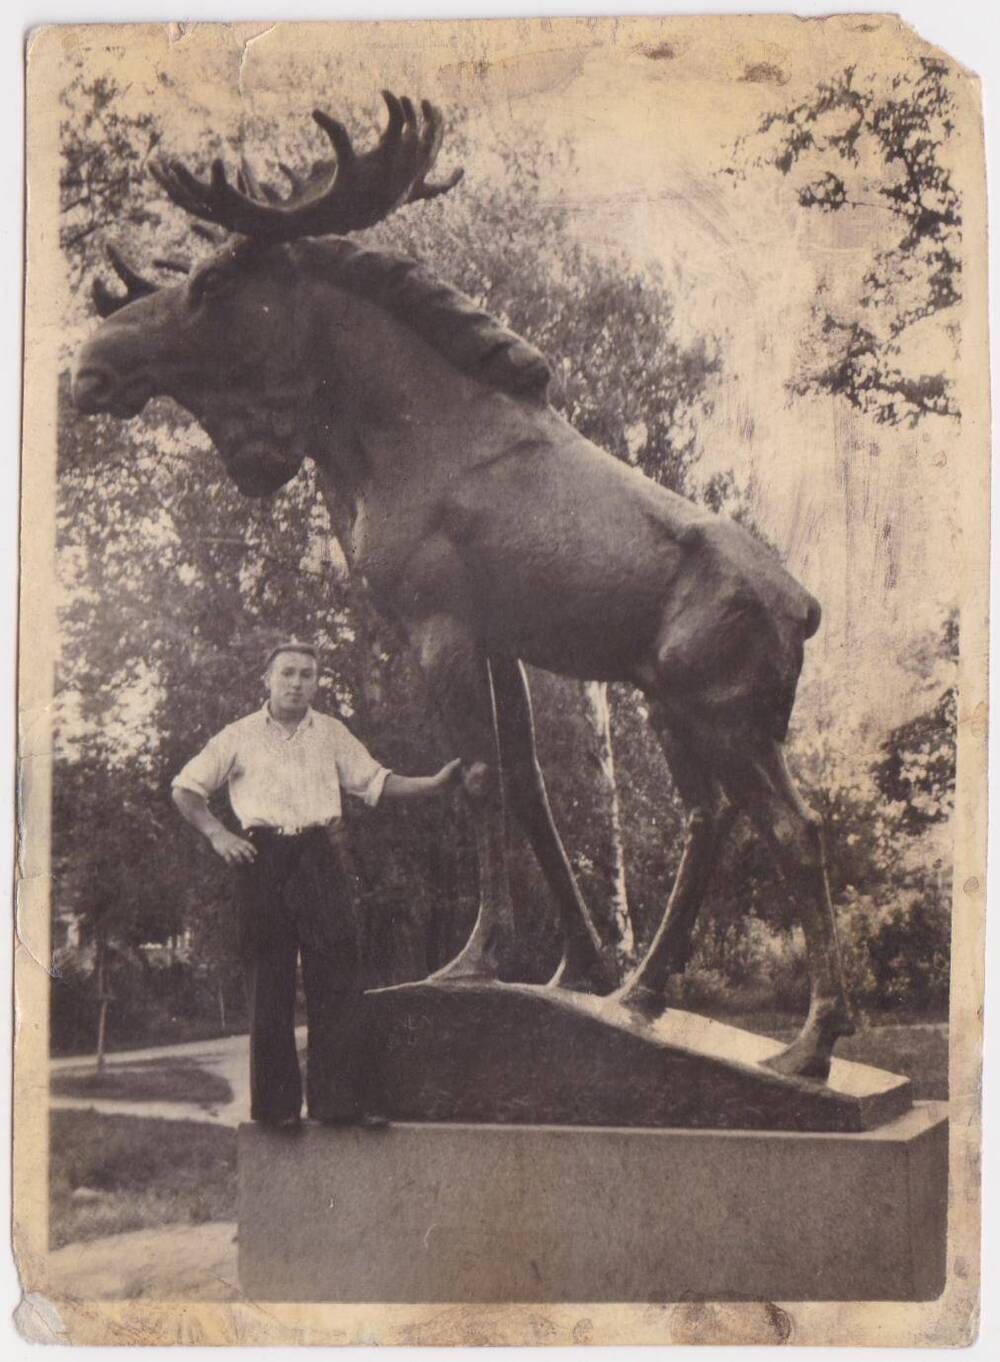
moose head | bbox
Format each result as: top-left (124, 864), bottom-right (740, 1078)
top-left (72, 93), bottom-right (463, 496)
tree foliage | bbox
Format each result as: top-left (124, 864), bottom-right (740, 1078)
top-left (60, 70), bottom-right (161, 290)
top-left (872, 611), bottom-right (957, 835)
top-left (728, 56), bottom-right (961, 425)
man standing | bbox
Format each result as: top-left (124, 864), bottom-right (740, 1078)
top-left (172, 641), bottom-right (461, 1130)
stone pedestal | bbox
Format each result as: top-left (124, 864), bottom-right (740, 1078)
top-left (238, 1103), bottom-right (947, 1302)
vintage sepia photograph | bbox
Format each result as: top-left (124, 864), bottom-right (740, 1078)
top-left (16, 11), bottom-right (987, 1347)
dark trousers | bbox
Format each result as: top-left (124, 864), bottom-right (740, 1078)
top-left (234, 827), bottom-right (368, 1123)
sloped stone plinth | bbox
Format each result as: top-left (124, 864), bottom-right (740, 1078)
top-left (365, 980), bottom-right (910, 1133)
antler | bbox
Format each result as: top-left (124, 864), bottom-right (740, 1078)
top-left (91, 244), bottom-right (162, 318)
top-left (149, 91), bottom-right (464, 242)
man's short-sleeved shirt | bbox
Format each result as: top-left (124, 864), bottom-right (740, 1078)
top-left (172, 705), bottom-right (390, 831)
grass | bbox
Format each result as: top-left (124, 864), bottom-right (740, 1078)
top-left (827, 1024), bottom-right (949, 1099)
top-left (51, 1058), bottom-right (233, 1107)
top-left (49, 1109), bottom-right (237, 1250)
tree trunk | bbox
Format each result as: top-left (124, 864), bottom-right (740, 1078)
top-left (217, 979), bottom-right (227, 1033)
top-left (94, 939), bottom-right (109, 1072)
top-left (581, 680), bottom-right (635, 965)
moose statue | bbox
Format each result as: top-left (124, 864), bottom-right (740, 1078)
top-left (73, 93), bottom-right (854, 1080)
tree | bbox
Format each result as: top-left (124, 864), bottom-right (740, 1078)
top-left (60, 68), bottom-right (162, 292)
top-left (727, 56), bottom-right (961, 426)
top-left (872, 610), bottom-right (958, 835)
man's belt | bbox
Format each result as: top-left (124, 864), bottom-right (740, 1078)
top-left (246, 824), bottom-right (326, 839)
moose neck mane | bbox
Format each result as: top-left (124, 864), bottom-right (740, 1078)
top-left (291, 237), bottom-right (552, 406)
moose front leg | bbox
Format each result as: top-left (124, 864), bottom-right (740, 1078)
top-left (410, 614), bottom-right (516, 981)
top-left (619, 708), bottom-right (733, 1018)
top-left (491, 656), bottom-right (617, 994)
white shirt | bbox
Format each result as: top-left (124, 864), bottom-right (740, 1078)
top-left (172, 705), bottom-right (390, 832)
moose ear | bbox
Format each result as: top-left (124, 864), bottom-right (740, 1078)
top-left (189, 264), bottom-right (232, 306)
top-left (91, 244), bottom-right (162, 317)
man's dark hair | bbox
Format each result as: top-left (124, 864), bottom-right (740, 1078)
top-left (263, 641), bottom-right (318, 672)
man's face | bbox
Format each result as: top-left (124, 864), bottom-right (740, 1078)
top-left (267, 651), bottom-right (319, 714)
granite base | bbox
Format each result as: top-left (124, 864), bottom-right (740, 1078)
top-left (238, 1103), bottom-right (947, 1302)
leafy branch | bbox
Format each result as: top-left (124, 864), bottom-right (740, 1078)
top-left (727, 57), bottom-right (961, 426)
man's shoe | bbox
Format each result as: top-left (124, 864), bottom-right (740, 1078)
top-left (358, 1112), bottom-right (390, 1130)
top-left (258, 1113), bottom-right (303, 1133)
top-left (314, 1112), bottom-right (390, 1130)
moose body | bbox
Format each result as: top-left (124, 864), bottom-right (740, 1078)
top-left (357, 401), bottom-right (812, 700)
top-left (73, 94), bottom-right (854, 1079)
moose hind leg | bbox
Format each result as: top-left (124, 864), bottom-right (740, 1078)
top-left (491, 657), bottom-right (617, 994)
top-left (410, 615), bottom-right (515, 982)
top-left (726, 741), bottom-right (854, 1081)
top-left (619, 709), bottom-right (733, 1019)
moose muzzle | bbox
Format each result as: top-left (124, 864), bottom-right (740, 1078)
top-left (72, 320), bottom-right (160, 418)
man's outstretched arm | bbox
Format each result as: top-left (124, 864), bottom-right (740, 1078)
top-left (172, 787), bottom-right (256, 864)
top-left (381, 757), bottom-right (463, 802)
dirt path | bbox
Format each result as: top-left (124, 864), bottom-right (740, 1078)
top-left (39, 1222), bottom-right (240, 1301)
top-left (50, 1033), bottom-right (254, 1070)
top-left (50, 1027), bottom-right (305, 1127)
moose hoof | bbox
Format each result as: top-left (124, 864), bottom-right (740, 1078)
top-left (428, 954), bottom-right (500, 984)
top-left (428, 931), bottom-right (510, 984)
top-left (764, 1007), bottom-right (855, 1083)
top-left (548, 950), bottom-right (618, 996)
top-left (616, 981), bottom-right (667, 1022)
top-left (764, 1036), bottom-right (833, 1082)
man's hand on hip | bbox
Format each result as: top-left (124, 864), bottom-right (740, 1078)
top-left (325, 816), bottom-right (348, 848)
top-left (326, 818), bottom-right (363, 884)
top-left (209, 828), bottom-right (257, 865)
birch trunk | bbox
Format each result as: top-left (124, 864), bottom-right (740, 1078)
top-left (581, 680), bottom-right (635, 965)
top-left (94, 939), bottom-right (108, 1072)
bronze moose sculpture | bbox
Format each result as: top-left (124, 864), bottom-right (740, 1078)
top-left (73, 93), bottom-right (854, 1079)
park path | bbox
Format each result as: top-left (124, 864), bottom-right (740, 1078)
top-left (39, 1222), bottom-right (240, 1303)
top-left (49, 1027), bottom-right (305, 1127)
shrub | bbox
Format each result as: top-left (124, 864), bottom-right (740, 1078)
top-left (50, 952), bottom-right (248, 1056)
top-left (680, 881), bottom-right (951, 1018)
top-left (836, 886), bottom-right (951, 1013)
